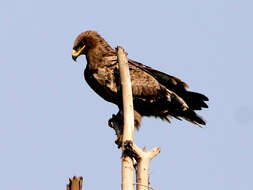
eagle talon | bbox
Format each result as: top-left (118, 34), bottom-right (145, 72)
top-left (108, 117), bottom-right (113, 128)
top-left (115, 135), bottom-right (123, 149)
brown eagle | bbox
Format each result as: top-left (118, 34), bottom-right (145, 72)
top-left (72, 30), bottom-right (208, 128)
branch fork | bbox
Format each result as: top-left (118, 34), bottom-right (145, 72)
top-left (123, 141), bottom-right (160, 190)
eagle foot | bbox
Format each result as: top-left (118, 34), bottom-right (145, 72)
top-left (115, 135), bottom-right (123, 149)
top-left (122, 140), bottom-right (139, 160)
top-left (108, 114), bottom-right (122, 136)
top-left (108, 113), bottom-right (124, 148)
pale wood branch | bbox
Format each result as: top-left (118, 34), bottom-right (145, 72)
top-left (136, 147), bottom-right (160, 190)
top-left (116, 46), bottom-right (160, 190)
top-left (124, 141), bottom-right (160, 190)
top-left (117, 46), bottom-right (135, 190)
top-left (67, 176), bottom-right (83, 190)
top-left (117, 46), bottom-right (135, 143)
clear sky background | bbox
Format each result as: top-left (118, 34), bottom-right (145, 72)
top-left (1, 0), bottom-right (253, 189)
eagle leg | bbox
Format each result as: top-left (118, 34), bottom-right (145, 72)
top-left (115, 135), bottom-right (123, 149)
top-left (108, 111), bottom-right (124, 148)
top-left (108, 110), bottom-right (142, 148)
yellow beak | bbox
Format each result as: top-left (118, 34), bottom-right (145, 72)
top-left (72, 45), bottom-right (86, 61)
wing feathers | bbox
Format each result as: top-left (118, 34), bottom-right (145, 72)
top-left (128, 59), bottom-right (208, 126)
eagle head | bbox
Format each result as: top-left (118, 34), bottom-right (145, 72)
top-left (72, 30), bottom-right (113, 62)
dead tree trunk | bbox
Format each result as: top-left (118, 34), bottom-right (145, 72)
top-left (117, 46), bottom-right (135, 190)
top-left (116, 46), bottom-right (160, 190)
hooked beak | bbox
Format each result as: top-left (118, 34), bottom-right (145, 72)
top-left (72, 53), bottom-right (77, 62)
top-left (72, 45), bottom-right (86, 62)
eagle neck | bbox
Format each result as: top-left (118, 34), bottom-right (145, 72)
top-left (86, 45), bottom-right (115, 70)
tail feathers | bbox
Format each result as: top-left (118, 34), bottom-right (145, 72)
top-left (182, 109), bottom-right (206, 126)
top-left (161, 109), bottom-right (206, 126)
top-left (160, 109), bottom-right (206, 127)
top-left (161, 89), bottom-right (207, 126)
top-left (183, 91), bottom-right (209, 111)
top-left (167, 89), bottom-right (189, 111)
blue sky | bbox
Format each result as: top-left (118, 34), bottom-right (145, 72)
top-left (1, 0), bottom-right (253, 189)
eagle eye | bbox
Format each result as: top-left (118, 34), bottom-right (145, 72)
top-left (77, 41), bottom-right (86, 49)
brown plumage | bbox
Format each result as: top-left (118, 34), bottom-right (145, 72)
top-left (72, 30), bottom-right (208, 128)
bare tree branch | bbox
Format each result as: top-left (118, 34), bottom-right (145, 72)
top-left (124, 141), bottom-right (160, 190)
top-left (117, 46), bottom-right (135, 190)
